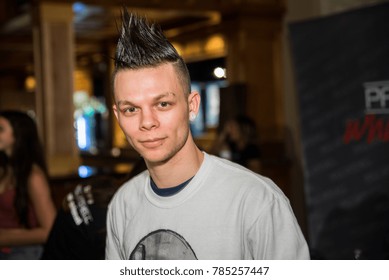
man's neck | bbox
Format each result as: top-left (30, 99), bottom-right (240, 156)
top-left (147, 144), bottom-right (204, 189)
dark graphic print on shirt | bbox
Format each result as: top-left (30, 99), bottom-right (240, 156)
top-left (129, 229), bottom-right (197, 260)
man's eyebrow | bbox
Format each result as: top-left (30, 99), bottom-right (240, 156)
top-left (116, 92), bottom-right (176, 106)
top-left (117, 100), bottom-right (135, 106)
top-left (154, 92), bottom-right (176, 100)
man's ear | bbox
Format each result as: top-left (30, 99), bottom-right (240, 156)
top-left (112, 104), bottom-right (119, 120)
top-left (188, 91), bottom-right (201, 117)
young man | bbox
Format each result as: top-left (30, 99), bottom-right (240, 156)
top-left (106, 9), bottom-right (310, 260)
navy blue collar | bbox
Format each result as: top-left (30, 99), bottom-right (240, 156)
top-left (150, 176), bottom-right (193, 197)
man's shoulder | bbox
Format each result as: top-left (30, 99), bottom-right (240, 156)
top-left (206, 153), bottom-right (287, 200)
top-left (207, 153), bottom-right (262, 180)
top-left (111, 170), bottom-right (149, 201)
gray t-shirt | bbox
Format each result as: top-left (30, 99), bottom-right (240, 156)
top-left (106, 152), bottom-right (309, 260)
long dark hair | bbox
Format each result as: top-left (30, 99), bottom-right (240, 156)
top-left (0, 110), bottom-right (48, 228)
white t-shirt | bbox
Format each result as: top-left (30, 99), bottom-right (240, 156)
top-left (106, 152), bottom-right (309, 260)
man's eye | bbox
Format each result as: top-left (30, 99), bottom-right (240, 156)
top-left (123, 107), bottom-right (136, 113)
top-left (159, 102), bottom-right (170, 108)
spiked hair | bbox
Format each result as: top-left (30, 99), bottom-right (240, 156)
top-left (114, 8), bottom-right (191, 94)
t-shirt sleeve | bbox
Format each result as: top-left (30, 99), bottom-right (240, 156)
top-left (105, 198), bottom-right (123, 260)
top-left (248, 195), bottom-right (310, 260)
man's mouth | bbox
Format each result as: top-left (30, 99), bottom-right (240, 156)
top-left (140, 138), bottom-right (165, 148)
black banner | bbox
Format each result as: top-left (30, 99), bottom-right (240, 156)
top-left (289, 3), bottom-right (389, 259)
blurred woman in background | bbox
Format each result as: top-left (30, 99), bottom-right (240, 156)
top-left (0, 110), bottom-right (56, 259)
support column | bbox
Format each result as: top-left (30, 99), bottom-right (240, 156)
top-left (224, 12), bottom-right (285, 141)
top-left (33, 3), bottom-right (79, 176)
top-left (222, 9), bottom-right (291, 196)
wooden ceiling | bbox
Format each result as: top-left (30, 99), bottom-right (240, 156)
top-left (0, 0), bottom-right (284, 75)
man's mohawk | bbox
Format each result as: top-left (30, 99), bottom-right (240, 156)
top-left (115, 8), bottom-right (180, 70)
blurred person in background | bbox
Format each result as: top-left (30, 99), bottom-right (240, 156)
top-left (41, 159), bottom-right (146, 260)
top-left (211, 114), bottom-right (262, 173)
top-left (0, 110), bottom-right (56, 259)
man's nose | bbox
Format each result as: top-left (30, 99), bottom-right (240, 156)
top-left (139, 108), bottom-right (158, 130)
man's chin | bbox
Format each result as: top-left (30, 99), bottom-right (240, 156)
top-left (141, 152), bottom-right (173, 166)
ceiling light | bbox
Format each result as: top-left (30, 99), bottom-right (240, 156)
top-left (213, 67), bottom-right (226, 79)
